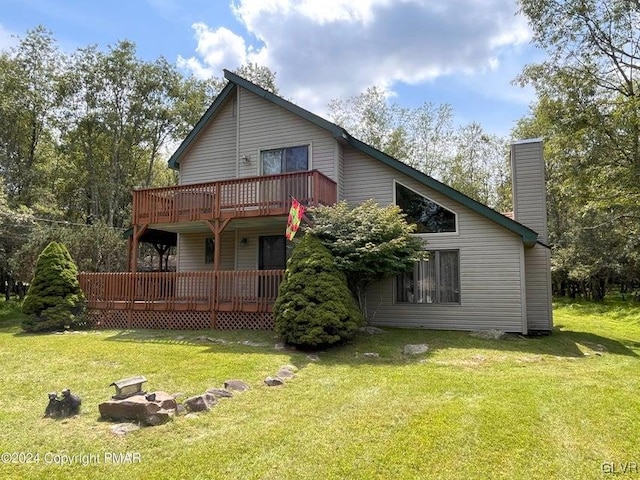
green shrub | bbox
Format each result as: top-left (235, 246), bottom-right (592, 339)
top-left (22, 241), bottom-right (87, 332)
top-left (274, 234), bottom-right (363, 348)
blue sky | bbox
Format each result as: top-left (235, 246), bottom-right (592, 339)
top-left (0, 0), bottom-right (544, 137)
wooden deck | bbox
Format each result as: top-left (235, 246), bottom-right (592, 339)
top-left (133, 170), bottom-right (337, 225)
top-left (79, 270), bottom-right (284, 329)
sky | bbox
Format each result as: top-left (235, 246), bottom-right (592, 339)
top-left (0, 0), bottom-right (545, 137)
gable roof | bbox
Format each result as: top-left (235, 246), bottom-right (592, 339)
top-left (168, 69), bottom-right (538, 246)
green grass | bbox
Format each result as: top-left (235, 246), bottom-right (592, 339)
top-left (1, 298), bottom-right (639, 479)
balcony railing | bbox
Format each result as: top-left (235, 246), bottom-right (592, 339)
top-left (78, 270), bottom-right (284, 314)
top-left (133, 170), bottom-right (337, 225)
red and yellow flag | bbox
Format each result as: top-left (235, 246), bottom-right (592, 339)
top-left (285, 198), bottom-right (305, 241)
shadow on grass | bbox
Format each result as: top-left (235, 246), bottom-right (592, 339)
top-left (98, 322), bottom-right (639, 368)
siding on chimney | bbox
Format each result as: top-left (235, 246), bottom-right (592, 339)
top-left (511, 139), bottom-right (553, 332)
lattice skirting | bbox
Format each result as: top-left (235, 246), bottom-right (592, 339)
top-left (216, 312), bottom-right (274, 330)
top-left (88, 309), bottom-right (273, 330)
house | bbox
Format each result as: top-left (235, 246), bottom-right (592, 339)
top-left (79, 70), bottom-right (552, 334)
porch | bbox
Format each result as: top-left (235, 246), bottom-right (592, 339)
top-left (78, 270), bottom-right (284, 330)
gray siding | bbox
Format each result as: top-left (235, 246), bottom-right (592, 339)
top-left (511, 140), bottom-right (553, 331)
top-left (235, 224), bottom-right (287, 271)
top-left (177, 231), bottom-right (235, 272)
top-left (343, 145), bottom-right (526, 332)
top-left (337, 142), bottom-right (345, 200)
top-left (179, 92), bottom-right (237, 184)
top-left (237, 88), bottom-right (337, 180)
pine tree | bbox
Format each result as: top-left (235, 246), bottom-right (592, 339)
top-left (22, 241), bottom-right (86, 332)
top-left (274, 234), bottom-right (363, 348)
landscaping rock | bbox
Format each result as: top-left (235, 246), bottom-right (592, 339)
top-left (184, 393), bottom-right (217, 412)
top-left (264, 376), bottom-right (284, 386)
top-left (99, 394), bottom-right (173, 426)
top-left (470, 329), bottom-right (506, 340)
top-left (144, 409), bottom-right (174, 426)
top-left (147, 391), bottom-right (177, 410)
top-left (403, 344), bottom-right (429, 355)
top-left (359, 326), bottom-right (386, 335)
top-left (240, 340), bottom-right (268, 347)
top-left (280, 364), bottom-right (298, 373)
top-left (306, 354), bottom-right (320, 362)
top-left (276, 368), bottom-right (296, 379)
top-left (274, 342), bottom-right (286, 350)
top-left (363, 352), bottom-right (380, 358)
top-left (176, 404), bottom-right (187, 416)
top-left (206, 388), bottom-right (234, 399)
top-left (224, 379), bottom-right (250, 392)
top-left (110, 423), bottom-right (140, 436)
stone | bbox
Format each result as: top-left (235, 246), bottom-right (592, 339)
top-left (176, 404), bottom-right (187, 415)
top-left (224, 379), bottom-right (250, 392)
top-left (363, 352), bottom-right (380, 358)
top-left (276, 369), bottom-right (296, 379)
top-left (184, 393), bottom-right (217, 412)
top-left (274, 342), bottom-right (286, 350)
top-left (306, 354), bottom-right (320, 362)
top-left (110, 423), bottom-right (140, 436)
top-left (359, 326), bottom-right (386, 335)
top-left (470, 329), bottom-right (506, 340)
top-left (99, 395), bottom-right (173, 426)
top-left (206, 388), bottom-right (234, 399)
top-left (150, 391), bottom-right (177, 410)
top-left (280, 364), bottom-right (299, 373)
top-left (403, 344), bottom-right (429, 355)
top-left (264, 376), bottom-right (284, 386)
top-left (144, 409), bottom-right (174, 426)
top-left (240, 340), bottom-right (268, 347)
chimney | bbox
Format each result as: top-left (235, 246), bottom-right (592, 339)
top-left (510, 139), bottom-right (553, 333)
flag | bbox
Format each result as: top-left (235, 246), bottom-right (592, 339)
top-left (286, 197), bottom-right (305, 241)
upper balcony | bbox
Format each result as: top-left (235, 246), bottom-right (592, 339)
top-left (133, 170), bottom-right (337, 226)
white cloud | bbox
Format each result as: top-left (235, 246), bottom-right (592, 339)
top-left (177, 23), bottom-right (249, 78)
top-left (180, 0), bottom-right (534, 113)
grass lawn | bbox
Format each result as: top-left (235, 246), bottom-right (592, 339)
top-left (1, 298), bottom-right (639, 480)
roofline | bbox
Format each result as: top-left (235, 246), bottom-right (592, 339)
top-left (511, 138), bottom-right (543, 145)
top-left (167, 69), bottom-right (539, 246)
top-left (344, 135), bottom-right (539, 246)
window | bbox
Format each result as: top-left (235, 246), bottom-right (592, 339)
top-left (204, 238), bottom-right (215, 264)
top-left (261, 145), bottom-right (309, 175)
top-left (395, 182), bottom-right (456, 233)
top-left (396, 250), bottom-right (460, 304)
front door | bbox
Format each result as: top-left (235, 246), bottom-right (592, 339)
top-left (258, 235), bottom-right (286, 298)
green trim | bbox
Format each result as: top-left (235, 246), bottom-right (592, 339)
top-left (166, 69), bottom-right (538, 246)
top-left (168, 82), bottom-right (236, 169)
top-left (346, 136), bottom-right (539, 246)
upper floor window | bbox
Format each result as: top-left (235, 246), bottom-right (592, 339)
top-left (395, 182), bottom-right (456, 233)
top-left (261, 145), bottom-right (309, 175)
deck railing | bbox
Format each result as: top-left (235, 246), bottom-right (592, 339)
top-left (78, 270), bottom-right (284, 313)
top-left (133, 170), bottom-right (337, 225)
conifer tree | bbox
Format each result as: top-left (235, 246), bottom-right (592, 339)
top-left (22, 241), bottom-right (86, 332)
top-left (274, 234), bottom-right (363, 348)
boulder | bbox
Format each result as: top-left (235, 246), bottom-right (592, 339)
top-left (403, 344), bottom-right (429, 355)
top-left (148, 391), bottom-right (177, 410)
top-left (99, 395), bottom-right (171, 426)
top-left (224, 379), bottom-right (250, 392)
top-left (144, 409), bottom-right (174, 426)
top-left (206, 388), bottom-right (234, 399)
top-left (184, 393), bottom-right (217, 412)
top-left (264, 376), bottom-right (284, 387)
top-left (359, 326), bottom-right (386, 335)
